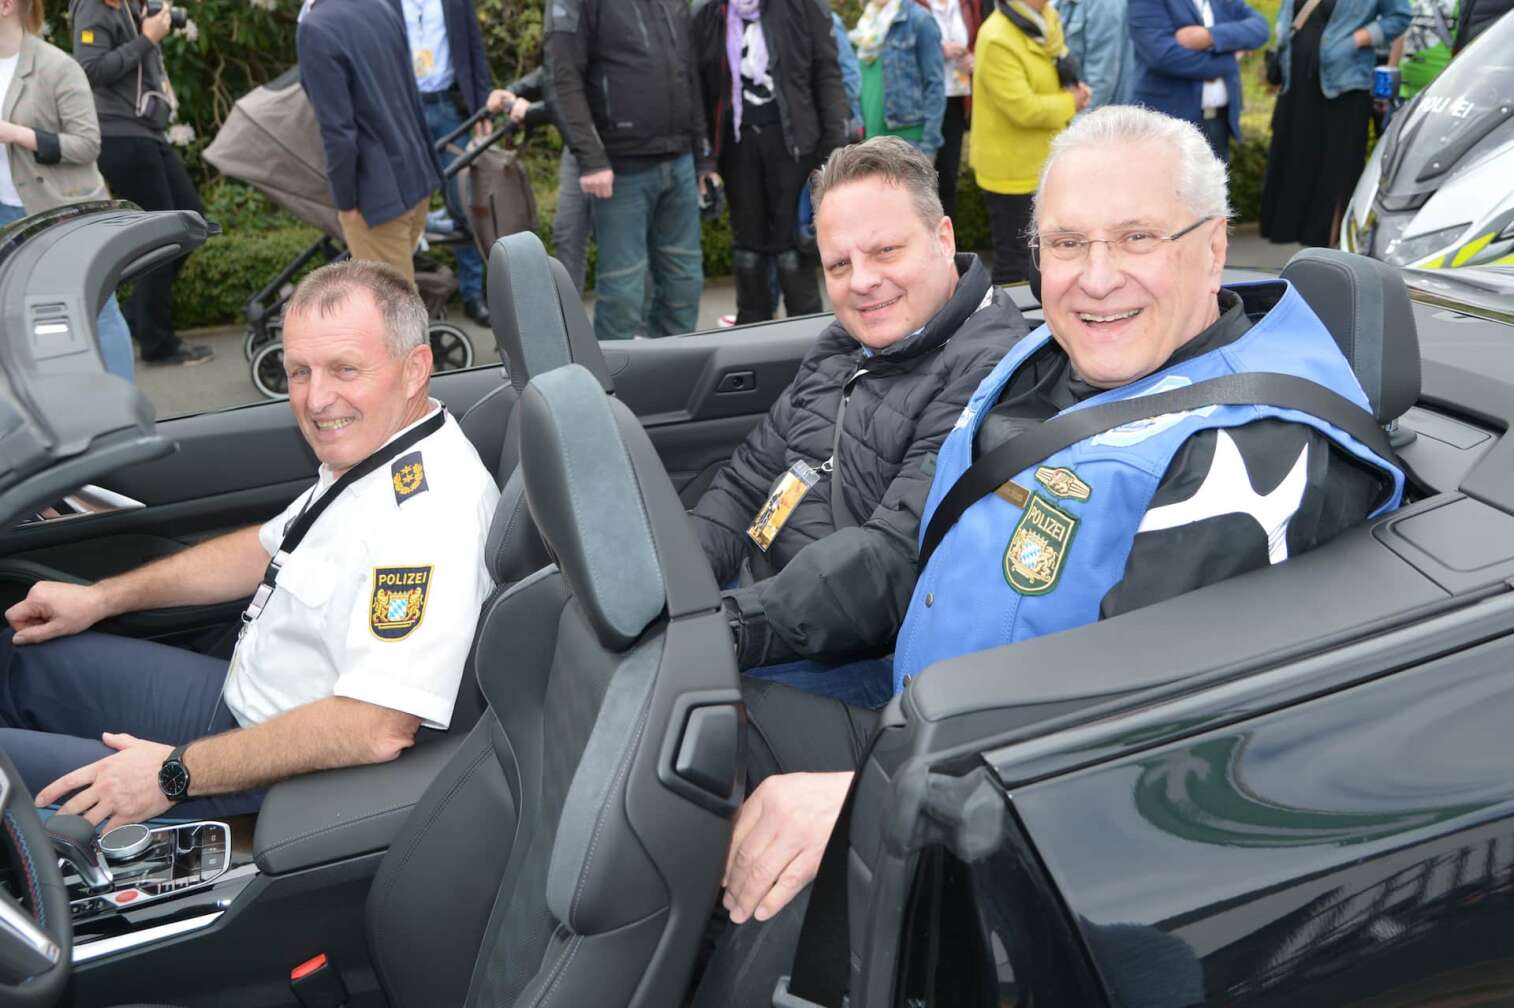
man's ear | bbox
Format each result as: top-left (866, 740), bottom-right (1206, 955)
top-left (402, 342), bottom-right (432, 397)
top-left (1207, 219), bottom-right (1228, 291)
top-left (937, 213), bottom-right (957, 259)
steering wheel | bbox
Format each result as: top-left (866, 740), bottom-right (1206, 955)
top-left (0, 748), bottom-right (71, 1006)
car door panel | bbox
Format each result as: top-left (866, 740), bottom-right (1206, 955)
top-left (0, 318), bottom-right (821, 637)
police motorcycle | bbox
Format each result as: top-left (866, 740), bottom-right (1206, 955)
top-left (1341, 10), bottom-right (1514, 270)
top-left (6, 200), bottom-right (1514, 1007)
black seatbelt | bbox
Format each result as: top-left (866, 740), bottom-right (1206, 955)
top-left (239, 409), bottom-right (447, 626)
top-left (919, 371), bottom-right (1416, 572)
top-left (827, 366), bottom-right (868, 532)
top-left (776, 746), bottom-right (870, 1008)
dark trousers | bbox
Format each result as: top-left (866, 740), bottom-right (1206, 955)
top-left (720, 123), bottom-right (814, 256)
top-left (1200, 108), bottom-right (1232, 166)
top-left (935, 96), bottom-right (968, 219)
top-left (0, 629), bottom-right (262, 819)
top-left (96, 135), bottom-right (203, 361)
top-left (983, 190), bottom-right (1034, 285)
top-left (689, 678), bottom-right (878, 1008)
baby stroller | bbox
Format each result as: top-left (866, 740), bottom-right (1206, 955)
top-left (204, 67), bottom-right (538, 399)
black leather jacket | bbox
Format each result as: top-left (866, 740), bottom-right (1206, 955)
top-left (543, 0), bottom-right (712, 174)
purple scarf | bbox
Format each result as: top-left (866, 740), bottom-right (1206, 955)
top-left (726, 0), bottom-right (768, 136)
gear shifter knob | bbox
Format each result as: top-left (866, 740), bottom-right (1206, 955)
top-left (45, 814), bottom-right (113, 893)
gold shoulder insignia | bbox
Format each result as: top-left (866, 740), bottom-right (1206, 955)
top-left (1034, 466), bottom-right (1092, 502)
top-left (391, 451), bottom-right (428, 504)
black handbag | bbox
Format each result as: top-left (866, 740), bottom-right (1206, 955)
top-left (1265, 48), bottom-right (1283, 85)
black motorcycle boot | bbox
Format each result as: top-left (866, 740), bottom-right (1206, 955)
top-left (732, 248), bottom-right (775, 325)
top-left (775, 249), bottom-right (822, 318)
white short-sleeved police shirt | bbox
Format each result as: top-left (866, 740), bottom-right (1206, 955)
top-left (224, 404), bottom-right (499, 730)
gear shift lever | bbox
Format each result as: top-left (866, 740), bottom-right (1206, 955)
top-left (45, 814), bottom-right (113, 893)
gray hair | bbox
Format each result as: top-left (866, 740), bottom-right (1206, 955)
top-left (285, 259), bottom-right (429, 357)
top-left (811, 135), bottom-right (945, 229)
top-left (1033, 106), bottom-right (1231, 229)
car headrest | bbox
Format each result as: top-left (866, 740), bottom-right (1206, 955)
top-left (487, 231), bottom-right (614, 394)
top-left (1279, 248), bottom-right (1420, 423)
top-left (483, 468), bottom-right (552, 585)
top-left (517, 365), bottom-right (719, 651)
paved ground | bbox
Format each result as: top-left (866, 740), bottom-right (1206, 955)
top-left (138, 224), bottom-right (1305, 420)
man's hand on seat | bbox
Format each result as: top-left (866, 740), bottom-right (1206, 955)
top-left (35, 733), bottom-right (173, 832)
top-left (5, 581), bottom-right (108, 645)
top-left (722, 771), bottom-right (853, 924)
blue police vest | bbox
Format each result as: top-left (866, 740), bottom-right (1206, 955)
top-left (892, 280), bottom-right (1405, 692)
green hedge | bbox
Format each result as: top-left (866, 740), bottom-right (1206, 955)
top-left (173, 225), bottom-right (321, 330)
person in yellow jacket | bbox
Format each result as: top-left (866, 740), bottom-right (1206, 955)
top-left (970, 0), bottom-right (1091, 283)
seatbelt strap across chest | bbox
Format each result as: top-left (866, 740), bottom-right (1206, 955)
top-left (827, 366), bottom-right (869, 532)
top-left (239, 409), bottom-right (446, 626)
top-left (918, 372), bottom-right (1412, 579)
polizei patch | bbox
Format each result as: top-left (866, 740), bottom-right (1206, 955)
top-left (1004, 494), bottom-right (1078, 595)
top-left (370, 565), bottom-right (433, 640)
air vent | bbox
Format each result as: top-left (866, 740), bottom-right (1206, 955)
top-left (28, 301), bottom-right (80, 358)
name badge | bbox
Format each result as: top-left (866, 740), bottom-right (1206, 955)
top-left (747, 460), bottom-right (821, 552)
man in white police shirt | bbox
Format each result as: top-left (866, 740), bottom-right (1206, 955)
top-left (690, 106), bottom-right (1403, 1004)
top-left (0, 260), bottom-right (498, 830)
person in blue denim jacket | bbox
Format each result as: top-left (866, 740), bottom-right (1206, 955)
top-left (831, 11), bottom-right (864, 130)
top-left (849, 0), bottom-right (947, 159)
top-left (1260, 0), bottom-right (1409, 247)
top-left (1062, 0), bottom-right (1136, 110)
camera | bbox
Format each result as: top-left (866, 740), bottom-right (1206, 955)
top-left (144, 1), bottom-right (188, 30)
top-left (698, 176), bottom-right (725, 221)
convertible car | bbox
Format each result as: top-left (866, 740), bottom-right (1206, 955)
top-left (0, 203), bottom-right (1511, 1008)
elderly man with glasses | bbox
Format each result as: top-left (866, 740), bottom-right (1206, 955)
top-left (894, 104), bottom-right (1404, 681)
top-left (690, 110), bottom-right (1402, 1001)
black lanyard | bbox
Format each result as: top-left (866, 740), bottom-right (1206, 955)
top-left (240, 409), bottom-right (447, 626)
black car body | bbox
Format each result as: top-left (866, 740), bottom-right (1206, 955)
top-left (0, 206), bottom-right (1510, 1007)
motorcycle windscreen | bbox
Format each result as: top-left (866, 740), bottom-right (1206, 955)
top-left (1377, 15), bottom-right (1514, 207)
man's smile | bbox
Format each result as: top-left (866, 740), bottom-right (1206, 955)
top-left (858, 294), bottom-right (903, 316)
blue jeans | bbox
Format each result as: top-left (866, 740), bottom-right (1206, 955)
top-left (554, 147), bottom-right (591, 294)
top-left (422, 96), bottom-right (485, 301)
top-left (0, 630), bottom-right (262, 818)
top-left (744, 657), bottom-right (896, 710)
top-left (0, 202), bottom-right (134, 381)
top-left (590, 153), bottom-right (703, 340)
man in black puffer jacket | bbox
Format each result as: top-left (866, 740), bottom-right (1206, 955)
top-left (689, 137), bottom-right (1027, 702)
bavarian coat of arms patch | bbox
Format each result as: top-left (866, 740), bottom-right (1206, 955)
top-left (370, 565), bottom-right (433, 640)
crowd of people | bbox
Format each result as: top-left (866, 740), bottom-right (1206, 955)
top-left (0, 0), bottom-right (1507, 360)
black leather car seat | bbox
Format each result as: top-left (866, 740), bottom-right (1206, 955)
top-left (365, 363), bottom-right (743, 1008)
top-left (1278, 248), bottom-right (1421, 426)
top-left (460, 230), bottom-right (613, 486)
top-left (467, 231), bottom-right (616, 484)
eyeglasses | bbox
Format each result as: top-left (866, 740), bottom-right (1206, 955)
top-left (1030, 217), bottom-right (1215, 266)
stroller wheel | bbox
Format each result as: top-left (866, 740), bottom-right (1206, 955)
top-left (251, 341), bottom-right (290, 400)
top-left (427, 321), bottom-right (474, 373)
top-left (244, 317), bottom-right (282, 362)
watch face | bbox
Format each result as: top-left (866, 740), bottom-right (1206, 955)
top-left (158, 761), bottom-right (189, 800)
